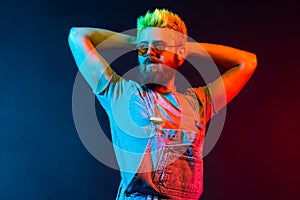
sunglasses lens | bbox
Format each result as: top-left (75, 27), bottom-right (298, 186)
top-left (137, 47), bottom-right (147, 56)
top-left (136, 43), bottom-right (167, 57)
top-left (155, 44), bottom-right (166, 53)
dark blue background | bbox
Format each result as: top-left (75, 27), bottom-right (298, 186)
top-left (1, 0), bottom-right (299, 199)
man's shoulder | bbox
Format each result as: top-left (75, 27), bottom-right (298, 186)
top-left (95, 77), bottom-right (148, 104)
top-left (184, 86), bottom-right (208, 100)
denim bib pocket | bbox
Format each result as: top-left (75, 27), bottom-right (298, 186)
top-left (152, 128), bottom-right (204, 199)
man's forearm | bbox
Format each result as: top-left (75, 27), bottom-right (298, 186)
top-left (69, 27), bottom-right (136, 50)
top-left (187, 42), bottom-right (257, 71)
top-left (68, 27), bottom-right (137, 93)
top-left (186, 42), bottom-right (257, 111)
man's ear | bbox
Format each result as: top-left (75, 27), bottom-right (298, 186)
top-left (176, 47), bottom-right (186, 67)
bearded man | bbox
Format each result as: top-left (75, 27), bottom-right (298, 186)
top-left (68, 8), bottom-right (257, 200)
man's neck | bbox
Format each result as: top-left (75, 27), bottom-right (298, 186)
top-left (147, 83), bottom-right (176, 94)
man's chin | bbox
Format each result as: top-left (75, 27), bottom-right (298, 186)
top-left (145, 63), bottom-right (161, 73)
top-left (137, 63), bottom-right (176, 85)
top-left (138, 74), bottom-right (161, 85)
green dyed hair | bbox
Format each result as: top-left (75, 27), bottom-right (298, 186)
top-left (137, 8), bottom-right (188, 44)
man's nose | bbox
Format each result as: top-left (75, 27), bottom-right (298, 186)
top-left (146, 44), bottom-right (157, 57)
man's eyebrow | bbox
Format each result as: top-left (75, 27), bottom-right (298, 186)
top-left (153, 41), bottom-right (167, 45)
top-left (138, 40), bottom-right (166, 45)
top-left (138, 41), bottom-right (148, 45)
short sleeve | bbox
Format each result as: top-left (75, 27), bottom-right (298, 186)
top-left (92, 64), bottom-right (116, 95)
top-left (95, 71), bottom-right (142, 112)
top-left (190, 84), bottom-right (217, 122)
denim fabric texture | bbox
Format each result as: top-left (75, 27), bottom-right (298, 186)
top-left (96, 72), bottom-right (212, 200)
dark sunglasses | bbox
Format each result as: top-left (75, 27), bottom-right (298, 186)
top-left (135, 42), bottom-right (181, 57)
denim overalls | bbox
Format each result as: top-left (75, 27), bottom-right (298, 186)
top-left (117, 88), bottom-right (208, 200)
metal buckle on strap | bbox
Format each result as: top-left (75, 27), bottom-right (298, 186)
top-left (150, 116), bottom-right (163, 124)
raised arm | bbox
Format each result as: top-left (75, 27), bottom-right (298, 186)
top-left (68, 27), bottom-right (136, 93)
top-left (187, 42), bottom-right (257, 113)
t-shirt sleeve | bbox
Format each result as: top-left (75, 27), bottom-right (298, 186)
top-left (190, 84), bottom-right (217, 122)
top-left (91, 63), bottom-right (116, 95)
top-left (95, 70), bottom-right (141, 111)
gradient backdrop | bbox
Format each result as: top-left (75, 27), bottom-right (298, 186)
top-left (1, 0), bottom-right (299, 199)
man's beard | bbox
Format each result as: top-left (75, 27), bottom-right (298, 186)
top-left (137, 58), bottom-right (176, 87)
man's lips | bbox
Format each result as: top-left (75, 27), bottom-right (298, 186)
top-left (143, 56), bottom-right (162, 65)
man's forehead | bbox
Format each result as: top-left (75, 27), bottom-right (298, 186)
top-left (138, 27), bottom-right (177, 43)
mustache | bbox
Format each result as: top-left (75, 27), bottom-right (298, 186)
top-left (143, 56), bottom-right (162, 65)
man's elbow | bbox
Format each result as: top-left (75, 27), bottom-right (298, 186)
top-left (68, 27), bottom-right (81, 43)
top-left (250, 53), bottom-right (257, 68)
top-left (68, 27), bottom-right (75, 45)
top-left (243, 52), bottom-right (257, 73)
top-left (68, 27), bottom-right (90, 44)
